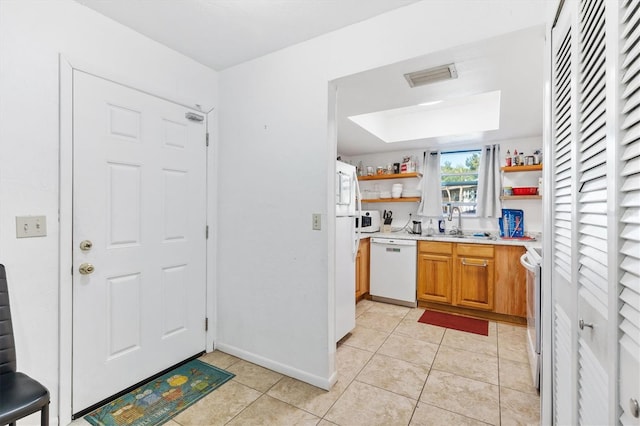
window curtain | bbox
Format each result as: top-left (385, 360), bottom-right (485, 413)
top-left (417, 151), bottom-right (443, 217)
top-left (476, 144), bottom-right (501, 217)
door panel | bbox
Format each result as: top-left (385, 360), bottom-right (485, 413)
top-left (72, 71), bottom-right (207, 412)
top-left (551, 2), bottom-right (578, 422)
top-left (455, 257), bottom-right (494, 310)
top-left (416, 253), bottom-right (452, 304)
top-left (575, 0), bottom-right (610, 422)
top-left (619, 1), bottom-right (640, 423)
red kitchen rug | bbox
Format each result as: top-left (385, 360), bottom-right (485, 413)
top-left (418, 310), bottom-right (489, 336)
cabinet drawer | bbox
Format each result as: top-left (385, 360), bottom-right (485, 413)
top-left (456, 243), bottom-right (494, 258)
top-left (419, 241), bottom-right (453, 255)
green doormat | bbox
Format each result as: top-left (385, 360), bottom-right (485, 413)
top-left (84, 359), bottom-right (234, 426)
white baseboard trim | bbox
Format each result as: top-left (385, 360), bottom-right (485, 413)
top-left (214, 343), bottom-right (336, 391)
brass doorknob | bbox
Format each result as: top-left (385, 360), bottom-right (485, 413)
top-left (79, 240), bottom-right (93, 251)
top-left (79, 263), bottom-right (95, 275)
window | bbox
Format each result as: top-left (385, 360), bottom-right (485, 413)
top-left (440, 150), bottom-right (481, 215)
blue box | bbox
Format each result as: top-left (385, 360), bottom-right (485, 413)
top-left (498, 209), bottom-right (524, 238)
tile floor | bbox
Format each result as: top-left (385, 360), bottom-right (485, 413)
top-left (73, 300), bottom-right (540, 426)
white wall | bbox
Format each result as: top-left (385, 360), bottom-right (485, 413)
top-left (343, 136), bottom-right (544, 233)
top-left (216, 0), bottom-right (547, 389)
top-left (0, 0), bottom-right (550, 422)
top-left (0, 1), bottom-right (217, 423)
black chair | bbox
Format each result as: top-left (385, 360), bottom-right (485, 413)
top-left (0, 264), bottom-right (50, 426)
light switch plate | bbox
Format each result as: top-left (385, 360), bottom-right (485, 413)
top-left (312, 213), bottom-right (321, 231)
top-left (16, 216), bottom-right (47, 238)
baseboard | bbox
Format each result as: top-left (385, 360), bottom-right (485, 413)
top-left (214, 343), bottom-right (336, 391)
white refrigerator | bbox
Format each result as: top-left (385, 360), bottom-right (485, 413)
top-left (335, 160), bottom-right (361, 342)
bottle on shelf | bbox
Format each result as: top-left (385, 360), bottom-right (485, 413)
top-left (426, 219), bottom-right (435, 236)
top-left (513, 149), bottom-right (519, 166)
top-left (505, 150), bottom-right (512, 167)
top-left (538, 177), bottom-right (543, 196)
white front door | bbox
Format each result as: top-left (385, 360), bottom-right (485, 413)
top-left (72, 71), bottom-right (207, 412)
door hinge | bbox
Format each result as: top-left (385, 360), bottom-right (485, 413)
top-left (205, 317), bottom-right (209, 331)
top-left (206, 133), bottom-right (209, 147)
top-left (206, 225), bottom-right (209, 239)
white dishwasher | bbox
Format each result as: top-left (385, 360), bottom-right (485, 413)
top-left (370, 237), bottom-right (417, 307)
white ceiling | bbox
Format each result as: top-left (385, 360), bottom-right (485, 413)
top-left (335, 25), bottom-right (545, 155)
top-left (336, 27), bottom-right (544, 156)
top-left (74, 1), bottom-right (544, 156)
top-left (74, 0), bottom-right (419, 71)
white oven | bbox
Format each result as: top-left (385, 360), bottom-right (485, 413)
top-left (521, 246), bottom-right (542, 391)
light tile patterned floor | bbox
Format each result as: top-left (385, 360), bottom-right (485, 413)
top-left (72, 300), bottom-right (540, 426)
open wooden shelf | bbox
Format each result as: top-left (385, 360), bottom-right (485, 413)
top-left (500, 165), bottom-right (543, 172)
top-left (358, 172), bottom-right (422, 181)
top-left (500, 195), bottom-right (542, 200)
top-left (362, 197), bottom-right (421, 203)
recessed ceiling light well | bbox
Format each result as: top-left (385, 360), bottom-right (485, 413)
top-left (404, 63), bottom-right (458, 88)
top-left (348, 90), bottom-right (501, 143)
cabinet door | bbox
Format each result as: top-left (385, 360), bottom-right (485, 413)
top-left (360, 238), bottom-right (370, 296)
top-left (455, 256), bottom-right (495, 310)
top-left (494, 245), bottom-right (526, 317)
top-left (417, 252), bottom-right (452, 304)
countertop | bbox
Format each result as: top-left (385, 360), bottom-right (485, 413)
top-left (360, 230), bottom-right (541, 249)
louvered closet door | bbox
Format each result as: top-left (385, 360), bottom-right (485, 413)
top-left (575, 0), bottom-right (610, 424)
top-left (550, 2), bottom-right (577, 424)
top-left (551, 3), bottom-right (578, 424)
top-left (619, 1), bottom-right (640, 424)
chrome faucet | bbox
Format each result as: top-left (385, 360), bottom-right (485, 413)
top-left (447, 204), bottom-right (463, 235)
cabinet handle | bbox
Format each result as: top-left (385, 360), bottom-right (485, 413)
top-left (461, 258), bottom-right (488, 267)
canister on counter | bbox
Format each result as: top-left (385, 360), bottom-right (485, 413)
top-left (438, 218), bottom-right (445, 233)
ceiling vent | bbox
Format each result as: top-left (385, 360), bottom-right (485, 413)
top-left (404, 63), bottom-right (458, 88)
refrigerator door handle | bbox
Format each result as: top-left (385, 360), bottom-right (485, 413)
top-left (353, 170), bottom-right (362, 261)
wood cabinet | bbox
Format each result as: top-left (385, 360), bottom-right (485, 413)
top-left (417, 241), bottom-right (526, 320)
top-left (454, 244), bottom-right (495, 311)
top-left (417, 242), bottom-right (453, 304)
top-left (493, 245), bottom-right (526, 317)
top-left (355, 238), bottom-right (370, 300)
